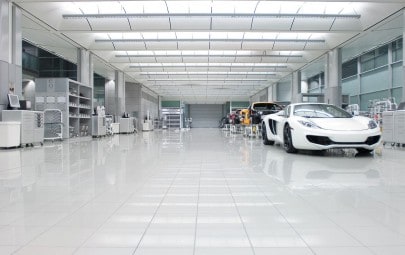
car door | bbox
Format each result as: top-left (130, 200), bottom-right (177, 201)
top-left (275, 105), bottom-right (290, 142)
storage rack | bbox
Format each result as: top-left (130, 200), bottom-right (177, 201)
top-left (161, 107), bottom-right (182, 129)
top-left (35, 78), bottom-right (92, 139)
top-left (44, 109), bottom-right (63, 141)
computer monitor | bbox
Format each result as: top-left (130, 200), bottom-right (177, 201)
top-left (8, 94), bottom-right (20, 109)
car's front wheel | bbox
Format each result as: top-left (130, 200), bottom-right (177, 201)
top-left (262, 123), bottom-right (274, 145)
top-left (283, 124), bottom-right (297, 153)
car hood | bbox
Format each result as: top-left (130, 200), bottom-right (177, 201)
top-left (309, 117), bottom-right (369, 131)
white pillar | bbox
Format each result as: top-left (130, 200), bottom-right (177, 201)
top-left (291, 71), bottom-right (301, 103)
top-left (0, 2), bottom-right (22, 112)
top-left (115, 71), bottom-right (125, 116)
top-left (325, 48), bottom-right (343, 106)
top-left (105, 79), bottom-right (115, 116)
top-left (77, 49), bottom-right (93, 87)
top-left (403, 12), bottom-right (405, 101)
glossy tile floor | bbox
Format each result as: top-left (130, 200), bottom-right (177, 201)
top-left (1, 128), bottom-right (405, 255)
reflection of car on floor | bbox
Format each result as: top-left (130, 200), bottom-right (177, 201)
top-left (260, 148), bottom-right (381, 189)
top-left (262, 103), bottom-right (381, 154)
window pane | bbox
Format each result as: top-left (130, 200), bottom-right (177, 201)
top-left (342, 59), bottom-right (357, 78)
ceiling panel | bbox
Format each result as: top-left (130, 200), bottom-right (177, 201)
top-left (210, 42), bottom-right (242, 50)
top-left (252, 18), bottom-right (294, 31)
top-left (128, 18), bottom-right (171, 30)
top-left (114, 42), bottom-right (146, 50)
top-left (88, 18), bottom-right (130, 30)
top-left (18, 0), bottom-right (405, 104)
top-left (211, 18), bottom-right (252, 30)
top-left (130, 57), bottom-right (156, 63)
top-left (292, 18), bottom-right (334, 31)
top-left (170, 18), bottom-right (211, 30)
top-left (331, 19), bottom-right (363, 31)
top-left (177, 42), bottom-right (210, 50)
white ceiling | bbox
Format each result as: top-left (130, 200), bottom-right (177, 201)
top-left (15, 0), bottom-right (405, 104)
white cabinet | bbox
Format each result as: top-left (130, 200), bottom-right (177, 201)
top-left (92, 116), bottom-right (106, 137)
top-left (394, 111), bottom-right (405, 144)
top-left (2, 110), bottom-right (44, 146)
top-left (119, 117), bottom-right (135, 133)
top-left (382, 111), bottom-right (394, 143)
top-left (35, 78), bottom-right (92, 139)
top-left (0, 122), bottom-right (20, 148)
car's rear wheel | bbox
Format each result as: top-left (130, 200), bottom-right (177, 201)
top-left (283, 124), bottom-right (297, 153)
top-left (262, 123), bottom-right (274, 145)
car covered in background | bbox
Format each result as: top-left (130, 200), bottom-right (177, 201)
top-left (248, 102), bottom-right (283, 124)
top-left (262, 103), bottom-right (381, 154)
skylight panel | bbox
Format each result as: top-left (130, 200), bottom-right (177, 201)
top-left (300, 3), bottom-right (326, 15)
top-left (142, 1), bottom-right (168, 13)
top-left (279, 1), bottom-right (303, 13)
top-left (74, 2), bottom-right (100, 14)
top-left (255, 2), bottom-right (281, 14)
top-left (211, 1), bottom-right (258, 13)
top-left (96, 2), bottom-right (123, 14)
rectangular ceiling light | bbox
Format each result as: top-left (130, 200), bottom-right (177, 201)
top-left (97, 38), bottom-right (324, 43)
top-left (129, 63), bottom-right (288, 68)
top-left (116, 54), bottom-right (303, 58)
top-left (140, 72), bottom-right (276, 75)
top-left (63, 13), bottom-right (360, 19)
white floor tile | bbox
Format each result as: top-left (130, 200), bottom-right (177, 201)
top-left (0, 245), bottom-right (20, 255)
top-left (294, 227), bottom-right (363, 247)
top-left (312, 247), bottom-right (375, 255)
top-left (254, 247), bottom-right (313, 255)
top-left (74, 247), bottom-right (135, 255)
top-left (369, 246), bottom-right (405, 255)
top-left (134, 247), bottom-right (193, 255)
top-left (344, 227), bottom-right (405, 246)
top-left (0, 225), bottom-right (48, 246)
top-left (13, 245), bottom-right (76, 255)
top-left (246, 227), bottom-right (307, 248)
top-left (29, 227), bottom-right (95, 246)
top-left (194, 247), bottom-right (254, 255)
top-left (83, 227), bottom-right (144, 247)
top-left (0, 129), bottom-right (405, 253)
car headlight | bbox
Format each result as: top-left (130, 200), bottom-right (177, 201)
top-left (368, 120), bottom-right (378, 129)
top-left (298, 120), bottom-right (320, 129)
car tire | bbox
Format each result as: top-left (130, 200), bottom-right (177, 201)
top-left (357, 148), bottom-right (373, 154)
top-left (262, 123), bottom-right (274, 145)
top-left (283, 124), bottom-right (297, 153)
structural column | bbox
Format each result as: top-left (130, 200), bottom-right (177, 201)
top-left (325, 48), bottom-right (343, 106)
top-left (77, 48), bottom-right (93, 87)
top-left (115, 70), bottom-right (125, 116)
top-left (403, 11), bottom-right (405, 101)
top-left (291, 71), bottom-right (301, 103)
top-left (0, 2), bottom-right (22, 113)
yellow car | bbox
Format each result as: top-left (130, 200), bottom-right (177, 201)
top-left (240, 109), bottom-right (251, 125)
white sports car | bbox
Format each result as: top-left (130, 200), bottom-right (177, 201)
top-left (261, 103), bottom-right (381, 153)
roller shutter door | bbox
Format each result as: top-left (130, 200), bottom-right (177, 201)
top-left (190, 104), bottom-right (223, 128)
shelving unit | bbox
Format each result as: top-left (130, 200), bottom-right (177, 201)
top-left (161, 108), bottom-right (182, 129)
top-left (34, 78), bottom-right (93, 139)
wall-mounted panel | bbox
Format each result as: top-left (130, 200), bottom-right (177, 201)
top-left (360, 67), bottom-right (389, 94)
top-left (342, 76), bottom-right (359, 95)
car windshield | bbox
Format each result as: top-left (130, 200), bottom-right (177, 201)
top-left (293, 104), bottom-right (352, 118)
top-left (253, 103), bottom-right (282, 111)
